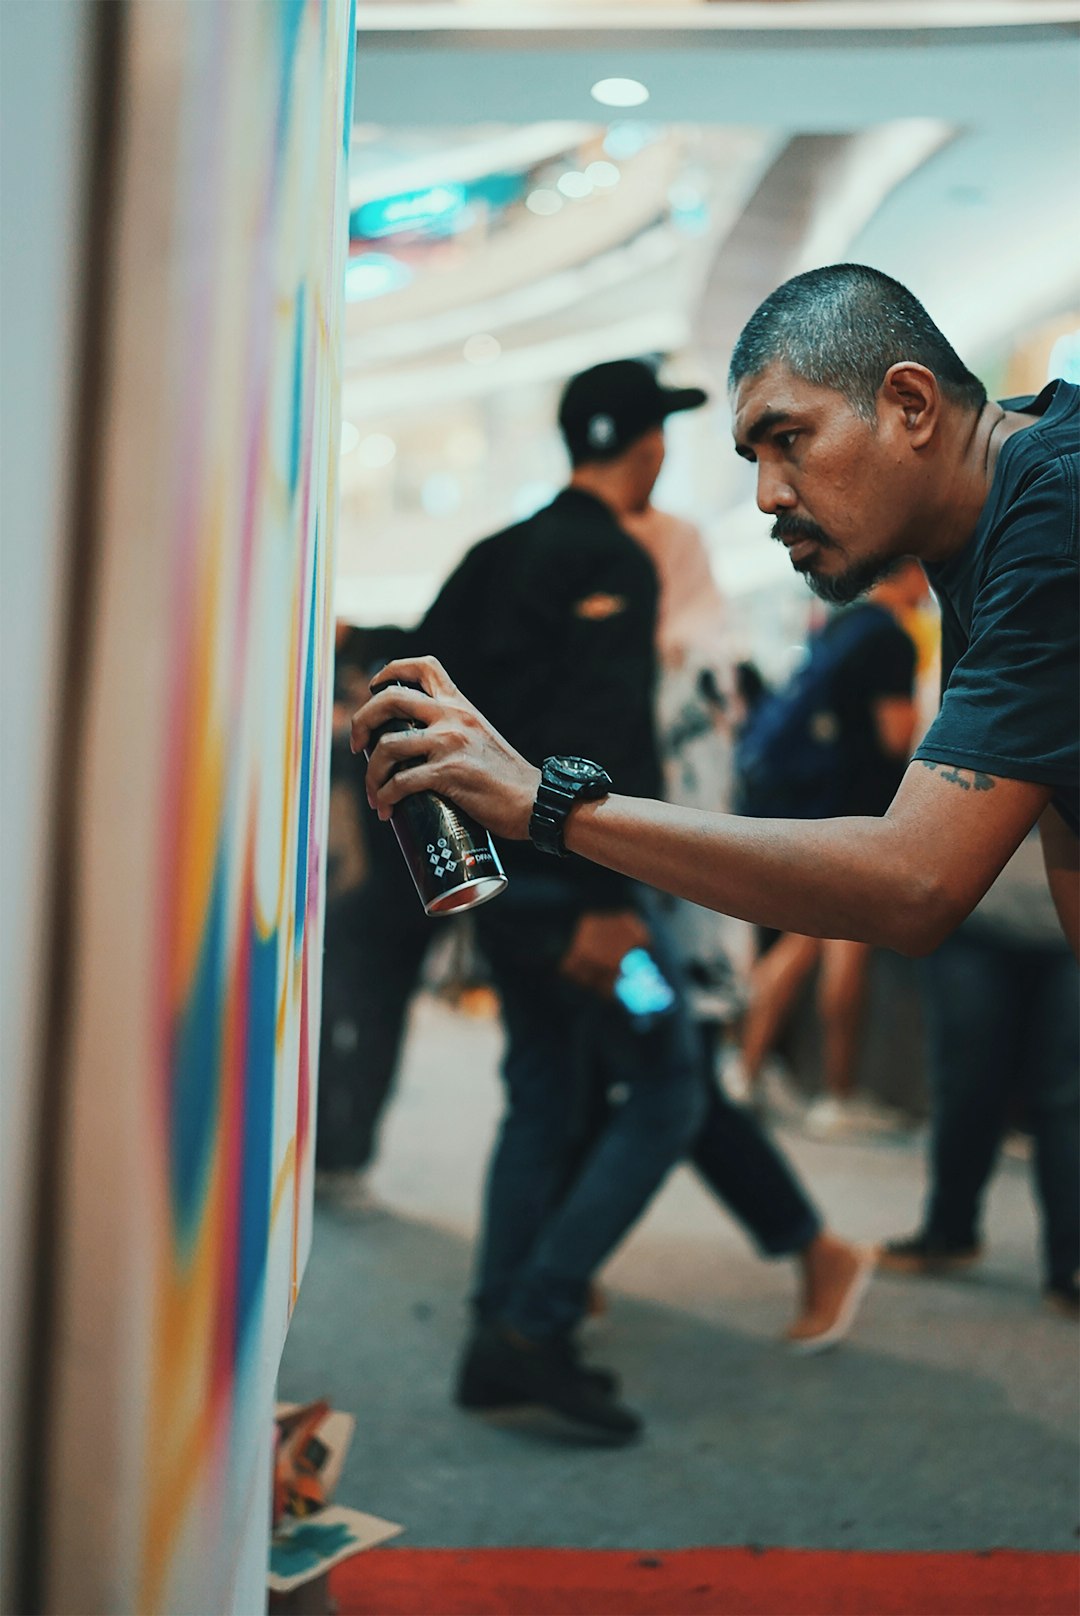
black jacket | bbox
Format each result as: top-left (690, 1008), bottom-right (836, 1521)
top-left (413, 487), bottom-right (663, 908)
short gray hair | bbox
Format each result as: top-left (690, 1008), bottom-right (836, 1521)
top-left (729, 264), bottom-right (987, 421)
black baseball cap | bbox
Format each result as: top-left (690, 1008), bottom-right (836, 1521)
top-left (558, 358), bottom-right (708, 463)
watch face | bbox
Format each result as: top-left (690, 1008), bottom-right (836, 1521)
top-left (549, 755), bottom-right (606, 783)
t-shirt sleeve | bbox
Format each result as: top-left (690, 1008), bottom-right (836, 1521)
top-left (914, 464), bottom-right (1079, 793)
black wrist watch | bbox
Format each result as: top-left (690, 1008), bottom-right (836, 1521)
top-left (528, 756), bottom-right (613, 857)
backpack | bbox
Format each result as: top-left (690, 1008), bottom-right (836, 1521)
top-left (734, 606), bottom-right (886, 820)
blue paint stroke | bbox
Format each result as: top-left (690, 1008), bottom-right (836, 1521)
top-left (342, 0), bottom-right (357, 156)
top-left (276, 0), bottom-right (307, 155)
top-left (271, 1520), bottom-right (358, 1578)
top-left (235, 919), bottom-right (277, 1349)
top-left (292, 538), bottom-right (318, 950)
top-left (170, 851), bottom-right (227, 1259)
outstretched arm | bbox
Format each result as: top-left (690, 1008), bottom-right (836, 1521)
top-left (353, 657), bottom-right (1060, 958)
top-left (562, 761), bottom-right (1051, 956)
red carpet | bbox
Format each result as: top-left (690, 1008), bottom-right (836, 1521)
top-left (332, 1546), bottom-right (1079, 1615)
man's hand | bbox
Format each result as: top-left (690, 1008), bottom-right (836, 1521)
top-left (351, 655), bottom-right (540, 840)
top-left (559, 910), bottom-right (650, 997)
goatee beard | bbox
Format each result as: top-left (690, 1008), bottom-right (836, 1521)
top-left (805, 554), bottom-right (900, 605)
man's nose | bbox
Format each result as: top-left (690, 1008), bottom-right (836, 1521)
top-left (756, 466), bottom-right (796, 516)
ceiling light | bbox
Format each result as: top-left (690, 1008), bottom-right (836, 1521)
top-left (340, 420), bottom-right (360, 457)
top-left (463, 333), bottom-right (501, 366)
top-left (585, 161), bottom-right (620, 190)
top-left (357, 432), bottom-right (396, 470)
top-left (591, 78), bottom-right (650, 109)
top-left (556, 171), bottom-right (593, 200)
top-left (345, 253), bottom-right (412, 302)
top-left (525, 188), bottom-right (563, 217)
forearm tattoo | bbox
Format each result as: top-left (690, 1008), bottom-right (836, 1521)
top-left (918, 760), bottom-right (996, 792)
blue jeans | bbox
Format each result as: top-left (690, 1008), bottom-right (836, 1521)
top-left (691, 1023), bottom-right (820, 1258)
top-left (920, 928), bottom-right (1079, 1289)
top-left (474, 888), bottom-right (706, 1340)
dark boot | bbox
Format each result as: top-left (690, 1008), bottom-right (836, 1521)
top-left (455, 1323), bottom-right (639, 1443)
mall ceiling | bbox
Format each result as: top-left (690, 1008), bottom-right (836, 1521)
top-left (351, 2), bottom-right (1079, 375)
top-left (337, 3), bottom-right (1079, 619)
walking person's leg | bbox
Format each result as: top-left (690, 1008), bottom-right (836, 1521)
top-left (1020, 946), bottom-right (1080, 1311)
top-left (496, 963), bottom-right (705, 1344)
top-left (459, 905), bottom-right (704, 1440)
top-left (817, 938), bottom-right (872, 1101)
top-left (689, 1077), bottom-right (874, 1349)
top-left (740, 932), bottom-right (820, 1087)
top-left (469, 961), bottom-right (591, 1328)
top-left (881, 929), bottom-right (1019, 1272)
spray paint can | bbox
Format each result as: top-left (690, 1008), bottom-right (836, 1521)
top-left (364, 680), bottom-right (508, 916)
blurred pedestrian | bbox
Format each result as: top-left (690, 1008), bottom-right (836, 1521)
top-left (881, 833), bottom-right (1079, 1315)
top-left (620, 501), bottom-right (750, 1039)
top-left (417, 360), bottom-right (712, 1441)
top-left (413, 362), bottom-right (875, 1443)
top-left (734, 560), bottom-right (927, 1138)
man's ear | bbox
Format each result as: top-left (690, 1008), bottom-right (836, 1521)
top-left (881, 363), bottom-right (940, 449)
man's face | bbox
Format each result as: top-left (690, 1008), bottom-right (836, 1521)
top-left (731, 362), bottom-right (914, 604)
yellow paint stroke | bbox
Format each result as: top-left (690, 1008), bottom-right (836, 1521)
top-left (141, 1147), bottom-right (225, 1612)
top-left (271, 1137), bottom-right (296, 1228)
top-left (274, 579), bottom-right (302, 931)
top-left (173, 534), bottom-right (226, 1005)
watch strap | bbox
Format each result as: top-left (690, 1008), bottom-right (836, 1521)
top-left (528, 760), bottom-right (610, 857)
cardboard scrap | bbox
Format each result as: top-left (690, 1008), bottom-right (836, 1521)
top-left (268, 1505), bottom-right (403, 1594)
top-left (274, 1400), bottom-right (357, 1521)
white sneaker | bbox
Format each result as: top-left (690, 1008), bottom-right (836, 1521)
top-left (755, 1058), bottom-right (807, 1123)
top-left (314, 1168), bottom-right (375, 1213)
top-left (720, 1050), bottom-right (754, 1105)
top-left (787, 1246), bottom-right (878, 1355)
top-left (804, 1095), bottom-right (907, 1141)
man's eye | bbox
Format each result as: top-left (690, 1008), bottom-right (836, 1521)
top-left (775, 431), bottom-right (799, 451)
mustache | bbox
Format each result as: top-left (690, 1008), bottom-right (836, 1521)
top-left (771, 515), bottom-right (837, 551)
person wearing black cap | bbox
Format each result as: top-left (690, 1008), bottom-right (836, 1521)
top-left (558, 357), bottom-right (709, 464)
top-left (404, 357), bottom-right (708, 1441)
top-left (403, 358), bottom-right (872, 1442)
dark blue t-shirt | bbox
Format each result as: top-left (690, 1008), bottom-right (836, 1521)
top-left (914, 379), bottom-right (1079, 835)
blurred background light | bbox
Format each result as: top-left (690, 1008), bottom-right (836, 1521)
top-left (355, 182), bottom-right (468, 239)
top-left (591, 78), bottom-right (650, 109)
top-left (462, 333), bottom-right (502, 366)
top-left (345, 253), bottom-right (412, 302)
top-left (356, 432), bottom-right (397, 470)
top-left (340, 420), bottom-right (361, 457)
top-left (603, 124), bottom-right (656, 160)
top-left (585, 160), bottom-right (621, 190)
top-left (556, 170), bottom-right (593, 199)
top-left (525, 188), bottom-right (563, 216)
top-left (1047, 330), bottom-right (1080, 384)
